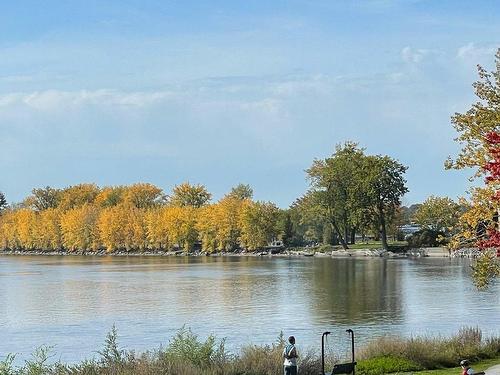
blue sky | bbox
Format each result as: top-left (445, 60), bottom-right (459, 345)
top-left (1, 0), bottom-right (499, 207)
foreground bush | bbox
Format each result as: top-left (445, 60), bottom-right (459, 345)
top-left (1, 327), bottom-right (499, 375)
top-left (357, 356), bottom-right (423, 375)
top-left (358, 327), bottom-right (500, 370)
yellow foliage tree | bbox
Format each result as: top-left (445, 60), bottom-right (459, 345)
top-left (98, 205), bottom-right (128, 252)
top-left (146, 208), bottom-right (171, 250)
top-left (0, 209), bottom-right (20, 249)
top-left (196, 204), bottom-right (219, 253)
top-left (216, 196), bottom-right (245, 251)
top-left (449, 187), bottom-right (500, 250)
top-left (163, 206), bottom-right (198, 252)
top-left (15, 209), bottom-right (38, 250)
top-left (126, 207), bottom-right (148, 251)
top-left (60, 204), bottom-right (101, 251)
top-left (98, 203), bottom-right (148, 252)
top-left (197, 196), bottom-right (247, 253)
top-left (145, 206), bottom-right (198, 251)
top-left (35, 208), bottom-right (63, 250)
top-left (446, 49), bottom-right (500, 174)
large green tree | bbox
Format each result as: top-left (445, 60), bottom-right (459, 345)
top-left (362, 155), bottom-right (408, 250)
top-left (306, 142), bottom-right (367, 249)
top-left (289, 192), bottom-right (330, 245)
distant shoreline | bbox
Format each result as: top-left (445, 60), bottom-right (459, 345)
top-left (0, 247), bottom-right (450, 258)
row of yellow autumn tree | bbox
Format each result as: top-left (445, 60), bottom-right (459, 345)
top-left (0, 183), bottom-right (280, 253)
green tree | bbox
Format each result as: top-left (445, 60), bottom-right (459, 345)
top-left (413, 196), bottom-right (462, 234)
top-left (306, 142), bottom-right (367, 249)
top-left (24, 186), bottom-right (61, 211)
top-left (276, 210), bottom-right (295, 247)
top-left (239, 201), bottom-right (279, 250)
top-left (362, 155), bottom-right (408, 250)
top-left (0, 192), bottom-right (7, 212)
top-left (227, 183), bottom-right (253, 200)
top-left (290, 192), bottom-right (329, 245)
top-left (170, 182), bottom-right (211, 208)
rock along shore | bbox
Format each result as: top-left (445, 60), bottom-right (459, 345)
top-left (0, 246), bottom-right (451, 258)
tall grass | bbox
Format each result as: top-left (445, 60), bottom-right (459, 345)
top-left (1, 327), bottom-right (499, 375)
top-left (358, 327), bottom-right (500, 372)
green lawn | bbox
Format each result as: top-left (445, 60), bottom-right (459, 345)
top-left (402, 358), bottom-right (500, 375)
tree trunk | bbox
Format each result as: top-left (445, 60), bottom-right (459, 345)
top-left (332, 233), bottom-right (339, 245)
top-left (378, 206), bottom-right (389, 251)
top-left (331, 221), bottom-right (348, 249)
top-left (351, 227), bottom-right (356, 244)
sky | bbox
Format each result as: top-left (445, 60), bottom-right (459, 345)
top-left (1, 0), bottom-right (499, 207)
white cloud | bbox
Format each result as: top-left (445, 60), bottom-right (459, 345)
top-left (457, 42), bottom-right (497, 61)
top-left (401, 46), bottom-right (431, 64)
top-left (0, 89), bottom-right (176, 112)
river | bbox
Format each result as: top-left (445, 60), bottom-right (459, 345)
top-left (0, 255), bottom-right (499, 363)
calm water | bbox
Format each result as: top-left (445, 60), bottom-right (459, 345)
top-left (0, 255), bottom-right (499, 363)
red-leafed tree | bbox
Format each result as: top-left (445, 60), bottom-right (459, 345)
top-left (447, 49), bottom-right (500, 288)
top-left (478, 132), bottom-right (500, 255)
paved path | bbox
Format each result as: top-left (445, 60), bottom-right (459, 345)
top-left (486, 364), bottom-right (500, 374)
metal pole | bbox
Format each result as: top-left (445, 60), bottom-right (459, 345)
top-left (346, 329), bottom-right (355, 375)
top-left (321, 331), bottom-right (331, 375)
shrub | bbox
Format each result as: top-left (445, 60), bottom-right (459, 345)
top-left (3, 326), bottom-right (500, 374)
top-left (232, 332), bottom-right (285, 375)
top-left (98, 325), bottom-right (125, 368)
top-left (357, 356), bottom-right (423, 375)
top-left (163, 326), bottom-right (229, 369)
top-left (358, 327), bottom-right (500, 371)
top-left (0, 354), bottom-right (17, 375)
top-left (407, 229), bottom-right (445, 247)
top-left (23, 346), bottom-right (55, 375)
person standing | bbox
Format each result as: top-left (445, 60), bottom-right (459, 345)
top-left (283, 336), bottom-right (298, 375)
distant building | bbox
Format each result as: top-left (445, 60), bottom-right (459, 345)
top-left (268, 240), bottom-right (284, 248)
top-left (398, 224), bottom-right (421, 238)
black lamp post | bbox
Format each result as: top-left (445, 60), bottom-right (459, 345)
top-left (321, 331), bottom-right (331, 375)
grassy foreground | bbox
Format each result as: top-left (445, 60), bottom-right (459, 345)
top-left (406, 357), bottom-right (499, 375)
top-left (1, 327), bottom-right (499, 375)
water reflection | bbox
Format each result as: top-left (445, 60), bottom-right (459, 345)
top-left (310, 258), bottom-right (403, 324)
top-left (0, 255), bottom-right (498, 363)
